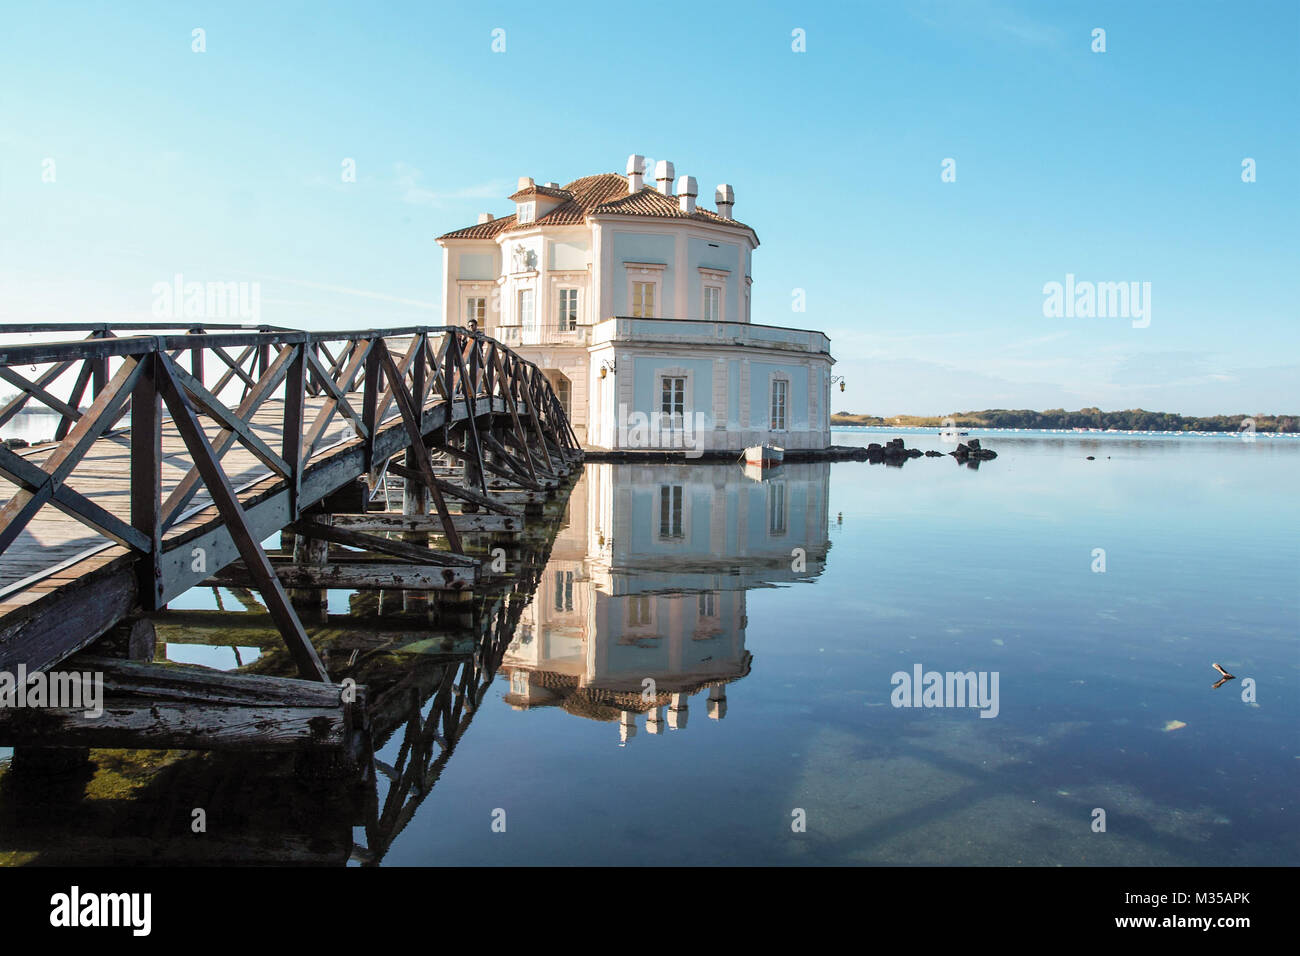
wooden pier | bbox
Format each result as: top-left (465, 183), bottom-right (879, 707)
top-left (0, 322), bottom-right (581, 760)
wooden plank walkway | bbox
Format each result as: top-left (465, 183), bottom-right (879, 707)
top-left (0, 391), bottom-right (510, 672)
top-left (0, 395), bottom-right (350, 591)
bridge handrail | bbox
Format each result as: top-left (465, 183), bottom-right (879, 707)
top-left (0, 323), bottom-right (580, 680)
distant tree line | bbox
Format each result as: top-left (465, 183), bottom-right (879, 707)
top-left (831, 407), bottom-right (1299, 433)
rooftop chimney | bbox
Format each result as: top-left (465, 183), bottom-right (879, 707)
top-left (715, 184), bottom-right (735, 220)
top-left (655, 160), bottom-right (675, 195)
top-left (626, 154), bottom-right (645, 192)
top-left (516, 176), bottom-right (535, 192)
top-left (676, 175), bottom-right (698, 213)
top-left (544, 181), bottom-right (559, 189)
top-left (477, 212), bottom-right (494, 224)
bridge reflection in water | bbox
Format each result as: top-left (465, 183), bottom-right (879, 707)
top-left (0, 461), bottom-right (831, 865)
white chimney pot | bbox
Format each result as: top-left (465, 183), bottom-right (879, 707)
top-left (715, 183), bottom-right (735, 219)
top-left (654, 160), bottom-right (675, 195)
top-left (676, 175), bottom-right (698, 213)
top-left (516, 176), bottom-right (535, 191)
top-left (626, 153), bottom-right (645, 193)
top-left (477, 212), bottom-right (494, 224)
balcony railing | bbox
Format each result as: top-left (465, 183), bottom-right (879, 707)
top-left (591, 317), bottom-right (831, 354)
top-left (490, 323), bottom-right (593, 348)
top-left (487, 317), bottom-right (831, 356)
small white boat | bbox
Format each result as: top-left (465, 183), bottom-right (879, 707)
top-left (743, 443), bottom-right (783, 468)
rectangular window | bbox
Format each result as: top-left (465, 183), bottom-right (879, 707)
top-left (553, 570), bottom-right (573, 612)
top-left (518, 289), bottom-right (535, 329)
top-left (698, 591), bottom-right (717, 617)
top-left (627, 595), bottom-right (652, 627)
top-left (554, 378), bottom-right (571, 417)
top-left (465, 297), bottom-right (486, 325)
top-left (769, 482), bottom-right (787, 535)
top-left (703, 286), bottom-right (720, 321)
top-left (661, 376), bottom-right (685, 418)
top-left (517, 201), bottom-right (535, 224)
top-left (558, 288), bottom-right (579, 330)
top-left (632, 281), bottom-right (655, 318)
top-left (659, 484), bottom-right (684, 538)
top-left (771, 379), bottom-right (788, 431)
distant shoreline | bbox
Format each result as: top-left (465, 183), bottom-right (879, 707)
top-left (832, 409), bottom-right (1299, 434)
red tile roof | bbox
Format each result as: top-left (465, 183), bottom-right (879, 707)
top-left (436, 214), bottom-right (517, 240)
top-left (506, 184), bottom-right (572, 202)
top-left (437, 172), bottom-right (756, 242)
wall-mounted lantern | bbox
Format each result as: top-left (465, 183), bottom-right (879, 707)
top-left (599, 360), bottom-right (616, 380)
top-left (831, 375), bottom-right (846, 393)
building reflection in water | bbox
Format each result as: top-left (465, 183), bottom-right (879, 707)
top-left (503, 461), bottom-right (831, 743)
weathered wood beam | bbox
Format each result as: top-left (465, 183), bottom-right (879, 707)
top-left (68, 655), bottom-right (357, 709)
top-left (386, 462), bottom-right (520, 516)
top-left (157, 355), bottom-right (330, 682)
top-left (374, 340), bottom-right (464, 553)
top-left (0, 703), bottom-right (351, 751)
top-left (329, 513), bottom-right (522, 533)
top-left (289, 516), bottom-right (478, 568)
top-left (209, 561), bottom-right (476, 591)
top-left (0, 563), bottom-right (138, 674)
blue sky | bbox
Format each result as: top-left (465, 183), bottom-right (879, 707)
top-left (1, 0), bottom-right (1296, 416)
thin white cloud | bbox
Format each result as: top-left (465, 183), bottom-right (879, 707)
top-left (394, 162), bottom-right (510, 207)
top-left (250, 273), bottom-right (440, 310)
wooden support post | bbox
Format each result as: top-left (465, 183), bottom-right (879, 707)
top-left (282, 343), bottom-right (305, 520)
top-left (292, 520), bottom-right (330, 614)
top-left (375, 340), bottom-right (464, 554)
top-left (403, 335), bottom-right (429, 545)
top-left (131, 352), bottom-right (163, 610)
top-left (156, 355), bottom-right (329, 682)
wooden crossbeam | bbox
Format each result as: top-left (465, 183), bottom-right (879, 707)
top-left (156, 358), bottom-right (329, 682)
top-left (161, 343), bottom-right (295, 529)
top-left (0, 365), bottom-right (83, 421)
top-left (304, 342), bottom-right (371, 459)
top-left (329, 513), bottom-right (522, 534)
top-left (290, 516), bottom-right (478, 568)
top-left (0, 357), bottom-right (144, 555)
top-left (210, 560), bottom-right (475, 591)
top-left (164, 357), bottom-right (291, 478)
top-left (0, 359), bottom-right (76, 427)
top-left (209, 344), bottom-right (259, 396)
top-left (0, 446), bottom-right (150, 552)
top-left (386, 462), bottom-right (519, 516)
top-left (373, 340), bottom-right (464, 554)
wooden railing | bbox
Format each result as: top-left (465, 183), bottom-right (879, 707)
top-left (0, 323), bottom-right (581, 679)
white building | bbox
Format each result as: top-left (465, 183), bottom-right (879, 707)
top-left (436, 154), bottom-right (834, 452)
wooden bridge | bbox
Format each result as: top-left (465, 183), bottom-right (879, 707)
top-left (0, 486), bottom-right (571, 864)
top-left (0, 323), bottom-right (581, 754)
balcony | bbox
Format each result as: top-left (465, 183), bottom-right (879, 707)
top-left (590, 317), bottom-right (831, 355)
top-left (491, 323), bottom-right (592, 348)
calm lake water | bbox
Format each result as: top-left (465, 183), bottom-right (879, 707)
top-left (1, 426), bottom-right (1296, 865)
top-left (365, 428), bottom-right (1298, 866)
